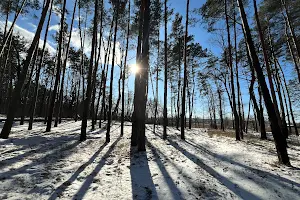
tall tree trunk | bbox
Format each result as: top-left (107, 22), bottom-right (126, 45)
top-left (281, 0), bottom-right (300, 65)
top-left (188, 81), bottom-right (191, 129)
top-left (20, 43), bottom-right (39, 125)
top-left (278, 72), bottom-right (291, 134)
top-left (244, 35), bottom-right (267, 139)
top-left (226, 0), bottom-right (240, 140)
top-left (253, 0), bottom-right (284, 137)
top-left (78, 4), bottom-right (88, 108)
top-left (0, 0), bottom-right (27, 57)
top-left (91, 0), bottom-right (104, 130)
top-left (39, 78), bottom-right (49, 117)
top-left (163, 0), bottom-right (168, 140)
top-left (99, 18), bottom-right (114, 128)
top-left (237, 0), bottom-right (290, 165)
top-left (113, 56), bottom-right (123, 117)
top-left (0, 0), bottom-right (52, 138)
top-left (28, 0), bottom-right (54, 130)
top-left (74, 70), bottom-right (80, 121)
top-left (258, 87), bottom-right (267, 139)
top-left (131, 1), bottom-right (144, 146)
top-left (153, 21), bottom-right (160, 133)
top-left (106, 1), bottom-right (120, 143)
top-left (44, 76), bottom-right (54, 123)
top-left (217, 84), bottom-right (225, 131)
top-left (46, 0), bottom-right (67, 132)
top-left (80, 0), bottom-right (99, 141)
top-left (2, 1), bottom-right (10, 42)
top-left (189, 76), bottom-right (195, 130)
top-left (285, 24), bottom-right (300, 83)
top-left (55, 0), bottom-right (78, 127)
top-left (0, 31), bottom-right (14, 110)
top-left (121, 0), bottom-right (130, 137)
top-left (5, 36), bottom-right (14, 114)
top-left (273, 61), bottom-right (289, 138)
top-left (181, 0), bottom-right (189, 140)
top-left (268, 30), bottom-right (289, 138)
top-left (137, 0), bottom-right (150, 151)
top-left (278, 61), bottom-right (299, 136)
top-left (233, 0), bottom-right (243, 138)
top-left (176, 40), bottom-right (181, 130)
top-left (245, 97), bottom-right (251, 133)
top-left (113, 67), bottom-right (122, 116)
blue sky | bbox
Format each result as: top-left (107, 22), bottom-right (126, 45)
top-left (0, 0), bottom-right (258, 119)
top-left (1, 0), bottom-right (298, 121)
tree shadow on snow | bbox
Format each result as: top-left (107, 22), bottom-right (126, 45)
top-left (147, 140), bottom-right (222, 199)
top-left (0, 134), bottom-right (78, 170)
top-left (149, 129), bottom-right (260, 199)
top-left (71, 136), bottom-right (122, 200)
top-left (166, 138), bottom-right (262, 200)
top-left (184, 140), bottom-right (300, 196)
top-left (0, 135), bottom-right (80, 181)
top-left (150, 127), bottom-right (300, 199)
top-left (48, 141), bottom-right (109, 200)
top-left (0, 121), bottom-right (108, 169)
top-left (146, 140), bottom-right (184, 199)
top-left (130, 145), bottom-right (158, 200)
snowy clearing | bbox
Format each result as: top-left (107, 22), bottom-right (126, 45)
top-left (0, 121), bottom-right (300, 200)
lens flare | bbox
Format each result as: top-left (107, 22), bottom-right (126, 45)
top-left (130, 64), bottom-right (140, 75)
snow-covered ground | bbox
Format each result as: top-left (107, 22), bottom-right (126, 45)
top-left (0, 121), bottom-right (300, 200)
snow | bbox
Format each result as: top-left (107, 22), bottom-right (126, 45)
top-left (0, 121), bottom-right (300, 199)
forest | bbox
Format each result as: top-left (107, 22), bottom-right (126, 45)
top-left (0, 0), bottom-right (300, 199)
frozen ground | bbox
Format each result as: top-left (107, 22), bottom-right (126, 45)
top-left (0, 121), bottom-right (300, 200)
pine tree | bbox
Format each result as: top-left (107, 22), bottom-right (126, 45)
top-left (0, 0), bottom-right (52, 138)
top-left (181, 0), bottom-right (190, 140)
top-left (46, 0), bottom-right (67, 132)
top-left (237, 0), bottom-right (290, 165)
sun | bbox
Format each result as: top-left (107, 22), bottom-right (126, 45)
top-left (130, 64), bottom-right (140, 75)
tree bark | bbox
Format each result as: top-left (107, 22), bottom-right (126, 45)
top-left (80, 0), bottom-right (99, 141)
top-left (233, 0), bottom-right (243, 138)
top-left (277, 59), bottom-right (299, 136)
top-left (237, 0), bottom-right (290, 165)
top-left (253, 0), bottom-right (284, 137)
top-left (153, 19), bottom-right (160, 133)
top-left (181, 0), bottom-right (189, 140)
top-left (284, 24), bottom-right (300, 84)
top-left (226, 0), bottom-right (240, 140)
top-left (106, 0), bottom-right (120, 143)
top-left (217, 84), bottom-right (224, 131)
top-left (28, 0), bottom-right (54, 130)
top-left (121, 0), bottom-right (130, 136)
top-left (91, 0), bottom-right (104, 130)
top-left (137, 0), bottom-right (150, 151)
top-left (131, 1), bottom-right (144, 146)
top-left (176, 40), bottom-right (181, 130)
top-left (281, 0), bottom-right (300, 66)
top-left (20, 43), bottom-right (39, 125)
top-left (0, 0), bottom-right (52, 138)
top-left (0, 0), bottom-right (27, 57)
top-left (46, 0), bottom-right (67, 132)
top-left (55, 0), bottom-right (78, 127)
top-left (163, 0), bottom-right (168, 140)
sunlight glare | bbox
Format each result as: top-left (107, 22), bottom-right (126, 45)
top-left (130, 64), bottom-right (140, 75)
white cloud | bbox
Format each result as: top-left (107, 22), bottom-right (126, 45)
top-left (70, 28), bottom-right (122, 65)
top-left (0, 20), bottom-right (122, 64)
top-left (0, 20), bottom-right (56, 55)
top-left (49, 24), bottom-right (59, 32)
top-left (27, 22), bottom-right (37, 31)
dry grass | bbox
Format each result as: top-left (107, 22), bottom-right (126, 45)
top-left (207, 129), bottom-right (236, 138)
top-left (207, 129), bottom-right (267, 141)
